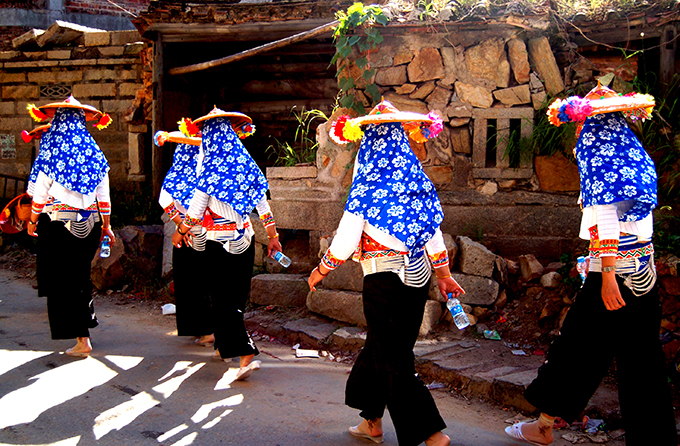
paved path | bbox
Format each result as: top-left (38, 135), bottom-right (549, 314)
top-left (0, 268), bottom-right (525, 446)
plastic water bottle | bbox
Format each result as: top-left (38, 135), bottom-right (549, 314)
top-left (100, 235), bottom-right (111, 258)
top-left (272, 251), bottom-right (291, 268)
top-left (576, 256), bottom-right (588, 283)
top-left (447, 293), bottom-right (470, 330)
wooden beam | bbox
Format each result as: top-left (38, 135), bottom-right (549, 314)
top-left (151, 19), bottom-right (333, 42)
top-left (152, 33), bottom-right (164, 199)
top-left (168, 20), bottom-right (338, 75)
top-left (660, 24), bottom-right (678, 89)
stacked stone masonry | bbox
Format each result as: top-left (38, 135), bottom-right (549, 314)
top-left (0, 23), bottom-right (151, 190)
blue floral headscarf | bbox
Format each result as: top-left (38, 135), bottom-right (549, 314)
top-left (162, 143), bottom-right (199, 210)
top-left (576, 112), bottom-right (657, 222)
top-left (195, 117), bottom-right (268, 219)
top-left (38, 108), bottom-right (109, 195)
top-left (346, 122), bottom-right (444, 259)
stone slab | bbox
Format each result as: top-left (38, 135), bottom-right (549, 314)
top-left (329, 326), bottom-right (366, 351)
top-left (307, 288), bottom-right (366, 326)
top-left (282, 317), bottom-right (339, 348)
top-left (250, 274), bottom-right (310, 307)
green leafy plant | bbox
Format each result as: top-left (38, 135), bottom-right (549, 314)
top-left (266, 107), bottom-right (329, 167)
top-left (331, 2), bottom-right (388, 115)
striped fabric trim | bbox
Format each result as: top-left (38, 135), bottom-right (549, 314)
top-left (429, 250), bottom-right (449, 268)
top-left (321, 249), bottom-right (345, 270)
top-left (164, 203), bottom-right (180, 220)
top-left (359, 251), bottom-right (431, 288)
top-left (184, 215), bottom-right (202, 227)
top-left (259, 212), bottom-right (275, 227)
top-left (98, 201), bottom-right (111, 215)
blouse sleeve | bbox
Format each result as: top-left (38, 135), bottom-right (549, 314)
top-left (95, 174), bottom-right (111, 215)
top-left (31, 172), bottom-right (53, 214)
top-left (425, 229), bottom-right (449, 269)
top-left (595, 204), bottom-right (620, 257)
top-left (184, 189), bottom-right (209, 227)
top-left (254, 195), bottom-right (276, 228)
top-left (321, 211), bottom-right (364, 271)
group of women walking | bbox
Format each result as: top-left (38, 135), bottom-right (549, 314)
top-left (20, 88), bottom-right (676, 446)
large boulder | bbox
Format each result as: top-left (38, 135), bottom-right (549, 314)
top-left (452, 273), bottom-right (499, 306)
top-left (457, 236), bottom-right (497, 278)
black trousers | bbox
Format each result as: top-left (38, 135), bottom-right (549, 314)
top-left (38, 215), bottom-right (100, 340)
top-left (524, 273), bottom-right (677, 446)
top-left (345, 272), bottom-right (446, 446)
top-left (204, 240), bottom-right (258, 359)
top-left (172, 245), bottom-right (212, 337)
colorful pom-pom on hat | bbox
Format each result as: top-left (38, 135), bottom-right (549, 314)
top-left (27, 96), bottom-right (112, 130)
top-left (329, 99), bottom-right (443, 145)
top-left (21, 124), bottom-right (51, 143)
top-left (547, 81), bottom-right (655, 128)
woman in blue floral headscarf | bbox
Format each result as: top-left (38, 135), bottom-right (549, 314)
top-left (155, 130), bottom-right (214, 347)
top-left (171, 108), bottom-right (282, 381)
top-left (505, 85), bottom-right (676, 446)
top-left (25, 96), bottom-right (115, 358)
top-left (309, 100), bottom-right (464, 446)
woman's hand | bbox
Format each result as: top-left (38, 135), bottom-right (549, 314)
top-left (308, 266), bottom-right (328, 291)
top-left (27, 220), bottom-right (38, 237)
top-left (438, 276), bottom-right (465, 300)
top-left (601, 273), bottom-right (625, 310)
top-left (171, 230), bottom-right (185, 248)
top-left (267, 238), bottom-right (282, 258)
top-left (101, 227), bottom-right (115, 245)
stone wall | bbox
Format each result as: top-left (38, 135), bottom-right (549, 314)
top-left (0, 23), bottom-right (151, 192)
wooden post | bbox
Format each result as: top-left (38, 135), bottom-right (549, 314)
top-left (168, 20), bottom-right (338, 76)
top-left (152, 32), bottom-right (164, 199)
top-left (660, 24), bottom-right (678, 91)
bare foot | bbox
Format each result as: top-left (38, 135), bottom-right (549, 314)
top-left (425, 431), bottom-right (450, 446)
top-left (356, 418), bottom-right (383, 437)
top-left (512, 420), bottom-right (553, 445)
top-left (195, 334), bottom-right (215, 346)
top-left (66, 337), bottom-right (92, 357)
top-left (239, 354), bottom-right (255, 368)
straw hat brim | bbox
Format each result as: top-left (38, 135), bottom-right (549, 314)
top-left (351, 111), bottom-right (434, 126)
top-left (164, 131), bottom-right (202, 147)
top-left (28, 124), bottom-right (51, 137)
top-left (37, 102), bottom-right (104, 121)
top-left (192, 111), bottom-right (252, 128)
top-left (587, 95), bottom-right (655, 116)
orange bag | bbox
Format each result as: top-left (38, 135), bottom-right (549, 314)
top-left (0, 193), bottom-right (32, 234)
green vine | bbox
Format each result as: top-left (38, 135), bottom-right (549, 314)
top-left (331, 2), bottom-right (388, 115)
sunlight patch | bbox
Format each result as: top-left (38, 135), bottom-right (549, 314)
top-left (191, 394), bottom-right (243, 424)
top-left (0, 357), bottom-right (117, 429)
top-left (157, 424), bottom-right (189, 443)
top-left (0, 349), bottom-right (52, 377)
top-left (93, 391), bottom-right (160, 440)
top-left (153, 362), bottom-right (205, 399)
top-left (104, 355), bottom-right (144, 371)
top-left (169, 432), bottom-right (197, 446)
top-left (201, 409), bottom-right (232, 429)
top-left (0, 436), bottom-right (81, 446)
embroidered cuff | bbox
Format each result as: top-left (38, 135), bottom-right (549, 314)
top-left (98, 201), bottom-right (111, 216)
top-left (259, 211), bottom-right (276, 227)
top-left (183, 215), bottom-right (202, 227)
top-left (321, 249), bottom-right (345, 271)
top-left (164, 203), bottom-right (180, 220)
top-left (429, 250), bottom-right (449, 268)
top-left (31, 202), bottom-right (45, 214)
top-left (590, 238), bottom-right (619, 257)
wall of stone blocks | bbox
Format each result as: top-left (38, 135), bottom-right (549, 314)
top-left (0, 29), bottom-right (151, 192)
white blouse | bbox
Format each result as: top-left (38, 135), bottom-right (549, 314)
top-left (32, 171), bottom-right (110, 209)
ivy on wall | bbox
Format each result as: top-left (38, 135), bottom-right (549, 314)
top-left (331, 2), bottom-right (389, 115)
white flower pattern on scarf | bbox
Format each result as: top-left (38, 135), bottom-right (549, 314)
top-left (161, 143), bottom-right (200, 210)
top-left (575, 113), bottom-right (657, 222)
top-left (346, 122), bottom-right (443, 259)
top-left (195, 117), bottom-right (268, 218)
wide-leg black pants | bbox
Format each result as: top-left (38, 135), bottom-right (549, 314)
top-left (204, 240), bottom-right (258, 359)
top-left (524, 272), bottom-right (677, 446)
top-left (37, 214), bottom-right (100, 340)
top-left (172, 245), bottom-right (212, 337)
top-left (345, 272), bottom-right (446, 446)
